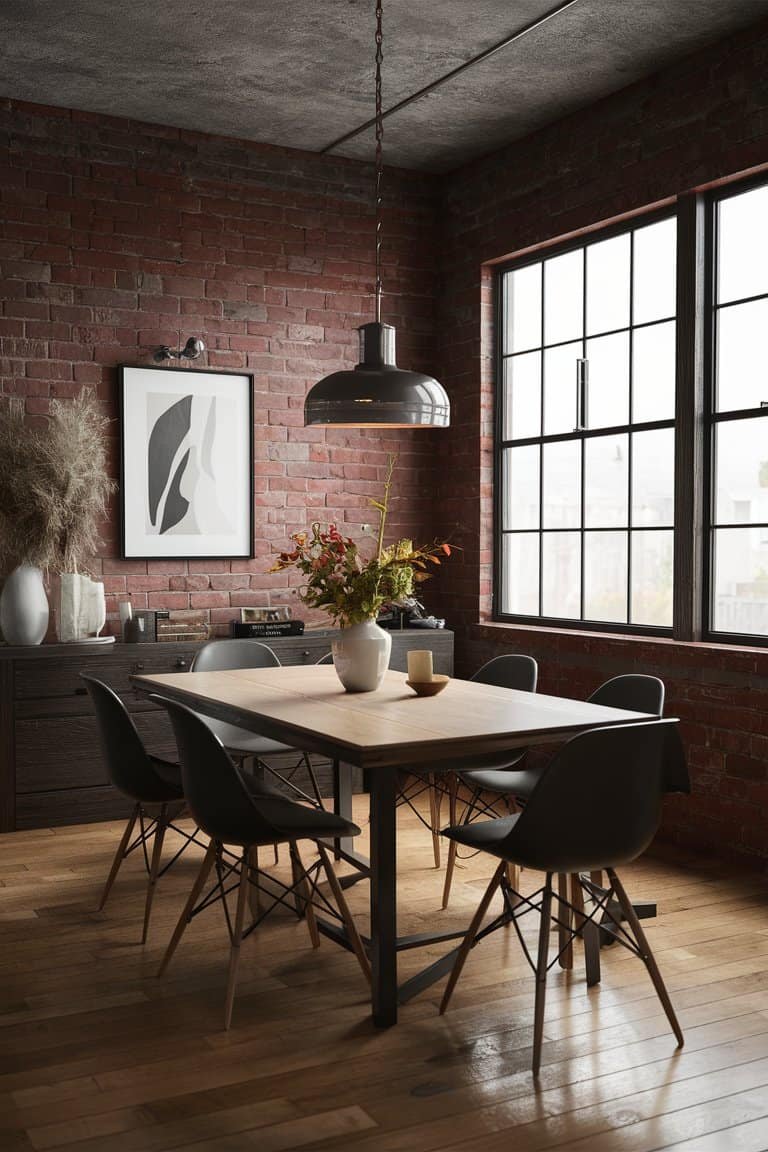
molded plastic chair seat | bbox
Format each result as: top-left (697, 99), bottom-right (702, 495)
top-left (154, 694), bottom-right (370, 1028)
top-left (439, 719), bottom-right (687, 1076)
top-left (191, 639), bottom-right (324, 806)
top-left (81, 675), bottom-right (200, 944)
top-left (440, 653), bottom-right (538, 906)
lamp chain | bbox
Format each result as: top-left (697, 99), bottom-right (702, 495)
top-left (374, 0), bottom-right (383, 325)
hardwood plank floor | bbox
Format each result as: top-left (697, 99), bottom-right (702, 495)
top-left (1, 799), bottom-right (767, 1152)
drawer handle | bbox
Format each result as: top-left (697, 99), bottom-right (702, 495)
top-left (175, 657), bottom-right (188, 670)
top-left (132, 661), bottom-right (145, 672)
top-left (301, 650), bottom-right (310, 659)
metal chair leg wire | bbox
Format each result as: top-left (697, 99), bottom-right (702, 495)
top-left (440, 867), bottom-right (683, 1068)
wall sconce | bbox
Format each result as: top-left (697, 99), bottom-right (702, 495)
top-left (154, 336), bottom-right (206, 363)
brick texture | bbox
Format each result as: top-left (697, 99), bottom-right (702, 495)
top-left (0, 100), bottom-right (441, 633)
top-left (433, 18), bottom-right (768, 865)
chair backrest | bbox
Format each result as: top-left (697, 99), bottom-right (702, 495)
top-left (152, 695), bottom-right (281, 845)
top-left (316, 651), bottom-right (334, 665)
top-left (81, 674), bottom-right (173, 803)
top-left (471, 654), bottom-right (538, 694)
top-left (504, 719), bottom-right (677, 873)
top-left (191, 639), bottom-right (281, 673)
top-left (588, 674), bottom-right (664, 716)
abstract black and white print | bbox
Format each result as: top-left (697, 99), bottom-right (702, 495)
top-left (120, 367), bottom-right (253, 559)
top-left (146, 393), bottom-right (233, 536)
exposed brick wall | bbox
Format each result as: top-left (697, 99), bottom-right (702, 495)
top-left (434, 19), bottom-right (768, 865)
top-left (0, 100), bottom-right (441, 634)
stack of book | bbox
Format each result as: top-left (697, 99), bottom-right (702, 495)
top-left (155, 610), bottom-right (210, 644)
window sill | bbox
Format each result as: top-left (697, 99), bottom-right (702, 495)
top-left (475, 619), bottom-right (768, 666)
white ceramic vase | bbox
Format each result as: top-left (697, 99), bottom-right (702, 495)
top-left (0, 564), bottom-right (49, 646)
top-left (332, 618), bottom-right (392, 693)
top-left (59, 574), bottom-right (107, 642)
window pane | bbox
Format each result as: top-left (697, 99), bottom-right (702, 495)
top-left (544, 248), bottom-right (583, 346)
top-left (504, 263), bottom-right (542, 353)
top-left (503, 351), bottom-right (541, 440)
top-left (633, 218), bottom-right (676, 325)
top-left (584, 531), bottom-right (628, 622)
top-left (712, 527), bottom-right (768, 636)
top-left (714, 417), bottom-right (768, 526)
top-left (542, 532), bottom-right (581, 619)
top-left (718, 184), bottom-right (768, 305)
top-left (586, 233), bottom-right (630, 336)
top-left (543, 341), bottom-right (581, 435)
top-left (631, 530), bottom-right (673, 627)
top-left (585, 331), bottom-right (630, 428)
top-left (585, 434), bottom-right (628, 528)
top-left (716, 298), bottom-right (768, 413)
top-left (501, 533), bottom-right (539, 615)
top-left (542, 440), bottom-right (581, 528)
top-left (633, 320), bottom-right (676, 423)
top-left (632, 428), bottom-right (674, 527)
top-left (503, 445), bottom-right (540, 530)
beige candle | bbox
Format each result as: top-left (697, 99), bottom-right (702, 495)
top-left (407, 649), bottom-right (434, 683)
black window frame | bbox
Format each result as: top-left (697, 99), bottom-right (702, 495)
top-left (703, 171), bottom-right (768, 647)
top-left (492, 207), bottom-right (678, 637)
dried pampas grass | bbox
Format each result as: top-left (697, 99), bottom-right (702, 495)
top-left (0, 390), bottom-right (116, 575)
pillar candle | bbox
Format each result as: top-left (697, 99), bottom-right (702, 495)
top-left (407, 649), bottom-right (434, 683)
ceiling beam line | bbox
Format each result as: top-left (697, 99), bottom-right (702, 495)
top-left (320, 0), bottom-right (582, 156)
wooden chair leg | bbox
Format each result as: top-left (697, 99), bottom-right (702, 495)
top-left (440, 860), bottom-right (506, 1014)
top-left (141, 803), bottom-right (168, 945)
top-left (506, 862), bottom-right (521, 910)
top-left (441, 775), bottom-right (459, 909)
top-left (158, 839), bottom-right (217, 976)
top-left (532, 874), bottom-right (553, 1077)
top-left (98, 804), bottom-right (139, 911)
top-left (290, 842), bottom-right (320, 948)
top-left (317, 843), bottom-right (371, 983)
top-left (557, 872), bottom-right (573, 970)
top-left (224, 850), bottom-right (250, 1030)
top-left (428, 774), bottom-right (441, 868)
top-left (609, 868), bottom-right (684, 1047)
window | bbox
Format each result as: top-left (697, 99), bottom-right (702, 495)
top-left (496, 215), bottom-right (677, 632)
top-left (708, 180), bottom-right (768, 640)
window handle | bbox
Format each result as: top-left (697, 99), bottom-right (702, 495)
top-left (575, 358), bottom-right (589, 431)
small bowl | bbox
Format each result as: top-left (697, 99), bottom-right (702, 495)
top-left (406, 674), bottom-right (450, 697)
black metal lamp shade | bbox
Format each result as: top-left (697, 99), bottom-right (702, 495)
top-left (304, 322), bottom-right (450, 428)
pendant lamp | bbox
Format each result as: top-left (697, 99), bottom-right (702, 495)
top-left (304, 2), bottom-right (450, 429)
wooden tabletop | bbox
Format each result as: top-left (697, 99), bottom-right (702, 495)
top-left (132, 665), bottom-right (651, 769)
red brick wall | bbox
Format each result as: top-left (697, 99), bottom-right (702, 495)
top-left (0, 100), bottom-right (441, 635)
top-left (434, 20), bottom-right (768, 864)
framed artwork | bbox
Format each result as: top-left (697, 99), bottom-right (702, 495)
top-left (119, 365), bottom-right (254, 559)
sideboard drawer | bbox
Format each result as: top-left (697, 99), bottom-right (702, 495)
top-left (14, 645), bottom-right (199, 708)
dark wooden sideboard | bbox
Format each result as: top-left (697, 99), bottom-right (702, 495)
top-left (0, 630), bottom-right (454, 831)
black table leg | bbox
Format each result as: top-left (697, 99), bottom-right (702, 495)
top-left (332, 759), bottom-right (354, 860)
top-left (370, 766), bottom-right (398, 1027)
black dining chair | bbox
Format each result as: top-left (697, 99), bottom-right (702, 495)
top-left (191, 639), bottom-right (324, 808)
top-left (439, 654), bottom-right (538, 907)
top-left (439, 719), bottom-right (685, 1076)
top-left (82, 674), bottom-right (200, 943)
top-left (153, 694), bottom-right (370, 1029)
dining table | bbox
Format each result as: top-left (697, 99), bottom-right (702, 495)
top-left (131, 663), bottom-right (655, 1026)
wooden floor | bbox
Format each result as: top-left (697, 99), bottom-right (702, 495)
top-left (2, 801), bottom-right (768, 1152)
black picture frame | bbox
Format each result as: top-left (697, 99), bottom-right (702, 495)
top-left (118, 364), bottom-right (255, 561)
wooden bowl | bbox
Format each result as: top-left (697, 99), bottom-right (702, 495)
top-left (406, 674), bottom-right (450, 697)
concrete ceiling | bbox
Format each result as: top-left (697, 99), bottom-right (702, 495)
top-left (1, 0), bottom-right (767, 172)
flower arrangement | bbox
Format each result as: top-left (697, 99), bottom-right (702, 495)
top-left (269, 455), bottom-right (452, 627)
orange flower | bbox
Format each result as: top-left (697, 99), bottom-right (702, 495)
top-left (441, 542), bottom-right (451, 556)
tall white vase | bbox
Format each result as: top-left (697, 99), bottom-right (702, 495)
top-left (0, 564), bottom-right (49, 646)
top-left (332, 618), bottom-right (392, 693)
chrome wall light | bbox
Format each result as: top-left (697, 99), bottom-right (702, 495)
top-left (154, 336), bottom-right (206, 363)
top-left (304, 2), bottom-right (449, 429)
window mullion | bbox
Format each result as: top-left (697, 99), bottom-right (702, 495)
top-left (673, 192), bottom-right (707, 641)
